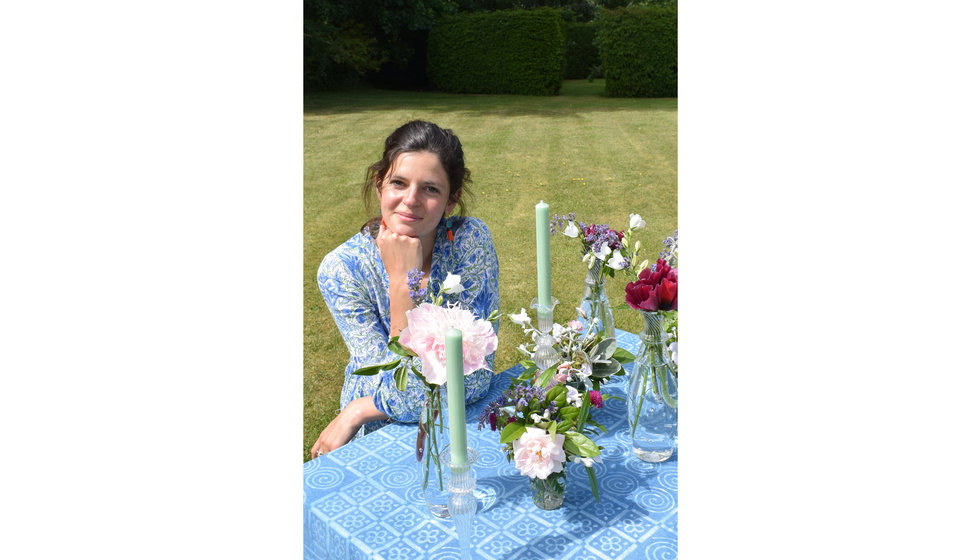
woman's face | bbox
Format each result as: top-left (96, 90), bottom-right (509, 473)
top-left (377, 151), bottom-right (456, 240)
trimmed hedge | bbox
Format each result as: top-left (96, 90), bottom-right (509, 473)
top-left (428, 8), bottom-right (566, 96)
top-left (564, 22), bottom-right (599, 79)
top-left (597, 5), bottom-right (677, 97)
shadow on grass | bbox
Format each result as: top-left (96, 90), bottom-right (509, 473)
top-left (304, 80), bottom-right (677, 118)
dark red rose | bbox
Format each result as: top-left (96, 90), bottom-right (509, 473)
top-left (625, 259), bottom-right (678, 311)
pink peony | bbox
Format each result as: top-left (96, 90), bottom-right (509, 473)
top-left (399, 302), bottom-right (498, 386)
top-left (513, 427), bottom-right (566, 480)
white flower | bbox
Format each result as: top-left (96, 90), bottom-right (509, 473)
top-left (551, 322), bottom-right (566, 338)
top-left (607, 249), bottom-right (628, 270)
top-left (629, 213), bottom-right (646, 229)
top-left (566, 386), bottom-right (582, 407)
top-left (591, 242), bottom-right (611, 261)
top-left (509, 308), bottom-right (531, 326)
top-left (530, 409), bottom-right (551, 423)
top-left (442, 273), bottom-right (464, 294)
top-left (571, 455), bottom-right (603, 468)
top-left (563, 222), bottom-right (580, 238)
top-left (513, 427), bottom-right (566, 480)
top-left (575, 306), bottom-right (587, 317)
top-left (517, 343), bottom-right (532, 356)
top-left (669, 341), bottom-right (678, 367)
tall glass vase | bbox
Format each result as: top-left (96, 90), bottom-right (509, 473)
top-left (627, 310), bottom-right (678, 462)
top-left (418, 385), bottom-right (451, 518)
top-left (579, 260), bottom-right (616, 341)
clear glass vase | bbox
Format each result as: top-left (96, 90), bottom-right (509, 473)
top-left (529, 471), bottom-right (566, 510)
top-left (579, 260), bottom-right (616, 341)
top-left (418, 385), bottom-right (451, 518)
top-left (627, 310), bottom-right (678, 462)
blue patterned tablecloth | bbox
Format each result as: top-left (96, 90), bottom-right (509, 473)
top-left (303, 331), bottom-right (677, 560)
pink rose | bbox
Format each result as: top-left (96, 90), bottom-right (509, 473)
top-left (513, 427), bottom-right (566, 479)
top-left (399, 303), bottom-right (498, 386)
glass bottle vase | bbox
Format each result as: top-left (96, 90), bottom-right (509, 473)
top-left (627, 310), bottom-right (678, 462)
top-left (579, 260), bottom-right (616, 341)
top-left (529, 471), bottom-right (566, 510)
top-left (418, 385), bottom-right (451, 518)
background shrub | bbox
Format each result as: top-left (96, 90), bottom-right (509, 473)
top-left (564, 22), bottom-right (599, 79)
top-left (596, 4), bottom-right (677, 97)
top-left (428, 8), bottom-right (566, 95)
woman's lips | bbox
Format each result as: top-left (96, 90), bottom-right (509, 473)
top-left (395, 212), bottom-right (422, 222)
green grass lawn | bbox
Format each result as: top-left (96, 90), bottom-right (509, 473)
top-left (304, 80), bottom-right (677, 460)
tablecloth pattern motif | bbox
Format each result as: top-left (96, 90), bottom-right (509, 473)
top-left (304, 331), bottom-right (677, 559)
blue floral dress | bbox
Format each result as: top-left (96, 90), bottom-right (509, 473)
top-left (317, 216), bottom-right (500, 434)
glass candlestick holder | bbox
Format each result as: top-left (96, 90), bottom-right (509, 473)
top-left (530, 296), bottom-right (560, 371)
top-left (442, 446), bottom-right (479, 560)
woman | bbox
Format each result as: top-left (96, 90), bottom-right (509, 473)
top-left (310, 120), bottom-right (500, 458)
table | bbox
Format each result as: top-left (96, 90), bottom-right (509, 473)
top-left (303, 331), bottom-right (677, 559)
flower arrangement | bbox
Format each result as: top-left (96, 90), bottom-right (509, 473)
top-left (353, 271), bottom-right (499, 493)
top-left (508, 308), bottom-right (633, 393)
top-left (477, 376), bottom-right (606, 507)
top-left (550, 212), bottom-right (650, 281)
top-left (624, 232), bottom-right (678, 457)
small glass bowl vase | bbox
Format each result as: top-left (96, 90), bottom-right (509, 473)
top-left (529, 471), bottom-right (566, 510)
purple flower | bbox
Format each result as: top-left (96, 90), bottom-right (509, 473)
top-left (407, 268), bottom-right (426, 305)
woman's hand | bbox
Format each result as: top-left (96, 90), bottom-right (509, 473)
top-left (376, 221), bottom-right (424, 283)
top-left (310, 396), bottom-right (388, 459)
top-left (376, 221), bottom-right (423, 338)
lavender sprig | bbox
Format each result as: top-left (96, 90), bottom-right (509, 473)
top-left (407, 268), bottom-right (426, 306)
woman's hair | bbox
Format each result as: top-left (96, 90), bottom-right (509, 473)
top-left (361, 120), bottom-right (472, 222)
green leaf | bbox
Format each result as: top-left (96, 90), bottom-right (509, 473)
top-left (544, 385), bottom-right (565, 405)
top-left (499, 422), bottom-right (527, 444)
top-left (557, 419), bottom-right (574, 433)
top-left (559, 406), bottom-right (580, 421)
top-left (547, 421), bottom-right (557, 438)
top-left (394, 365), bottom-right (408, 392)
top-left (387, 337), bottom-right (416, 358)
top-left (586, 465), bottom-right (600, 502)
top-left (533, 362), bottom-right (559, 389)
top-left (612, 347), bottom-right (636, 364)
top-left (352, 358), bottom-right (403, 376)
top-left (576, 398), bottom-right (591, 431)
top-left (589, 337), bottom-right (617, 361)
top-left (563, 430), bottom-right (600, 457)
top-left (610, 302), bottom-right (631, 310)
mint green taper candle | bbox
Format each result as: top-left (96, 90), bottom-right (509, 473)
top-left (445, 327), bottom-right (468, 468)
top-left (535, 201), bottom-right (551, 307)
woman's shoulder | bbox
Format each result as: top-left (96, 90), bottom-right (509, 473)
top-left (453, 216), bottom-right (494, 243)
top-left (319, 230), bottom-right (377, 279)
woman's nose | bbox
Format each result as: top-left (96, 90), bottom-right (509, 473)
top-left (403, 184), bottom-right (420, 206)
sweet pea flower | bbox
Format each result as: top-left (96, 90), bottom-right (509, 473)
top-left (513, 427), bottom-right (566, 480)
top-left (629, 213), bottom-right (646, 229)
top-left (400, 303), bottom-right (497, 385)
top-left (570, 454), bottom-right (603, 468)
top-left (591, 242), bottom-right (612, 262)
top-left (509, 308), bottom-right (531, 326)
top-left (441, 273), bottom-right (464, 294)
top-left (607, 249), bottom-right (628, 270)
top-left (563, 222), bottom-right (580, 238)
top-left (566, 386), bottom-right (582, 407)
